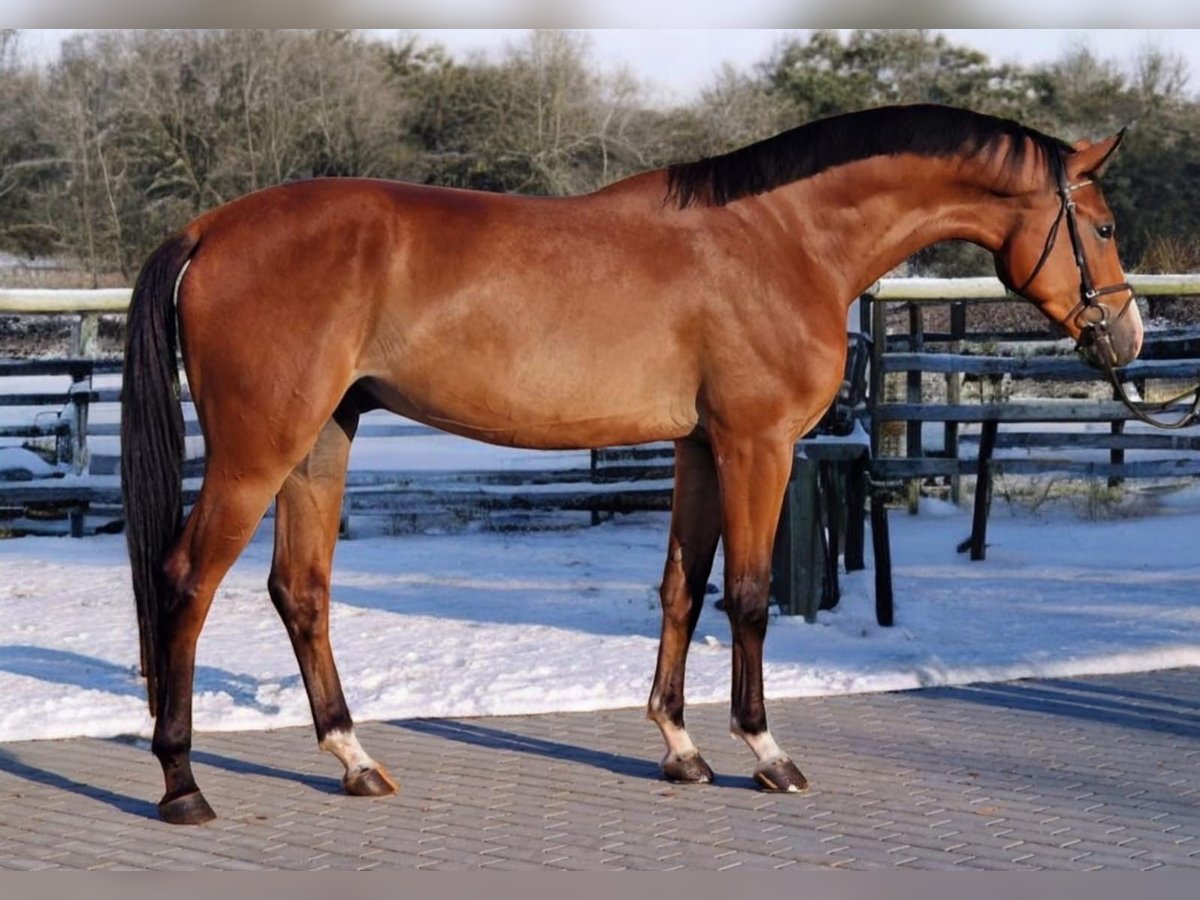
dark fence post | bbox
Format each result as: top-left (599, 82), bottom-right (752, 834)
top-left (870, 494), bottom-right (893, 627)
top-left (905, 302), bottom-right (924, 514)
top-left (589, 449), bottom-right (601, 526)
top-left (947, 301), bottom-right (966, 504)
top-left (843, 455), bottom-right (867, 572)
top-left (771, 452), bottom-right (822, 621)
top-left (968, 419), bottom-right (999, 561)
top-left (868, 292), bottom-right (885, 459)
top-left (1109, 379), bottom-right (1125, 490)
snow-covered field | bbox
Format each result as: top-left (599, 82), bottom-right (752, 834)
top-left (2, 487), bottom-right (1200, 745)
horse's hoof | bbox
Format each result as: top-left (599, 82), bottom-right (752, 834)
top-left (344, 765), bottom-right (399, 797)
top-left (158, 790), bottom-right (217, 825)
top-left (662, 751), bottom-right (714, 784)
top-left (753, 757), bottom-right (808, 793)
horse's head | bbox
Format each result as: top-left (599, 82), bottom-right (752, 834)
top-left (995, 131), bottom-right (1142, 369)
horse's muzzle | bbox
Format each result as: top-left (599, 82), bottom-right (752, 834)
top-left (1077, 322), bottom-right (1140, 370)
top-left (1073, 291), bottom-right (1144, 371)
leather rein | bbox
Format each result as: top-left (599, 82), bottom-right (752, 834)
top-left (1017, 159), bottom-right (1200, 430)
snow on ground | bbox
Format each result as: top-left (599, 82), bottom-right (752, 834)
top-left (2, 488), bottom-right (1200, 745)
top-left (0, 447), bottom-right (57, 480)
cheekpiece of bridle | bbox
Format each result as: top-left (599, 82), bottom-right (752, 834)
top-left (1017, 155), bottom-right (1200, 430)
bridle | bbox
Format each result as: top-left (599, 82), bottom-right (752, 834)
top-left (1016, 160), bottom-right (1134, 363)
top-left (1016, 156), bottom-right (1200, 429)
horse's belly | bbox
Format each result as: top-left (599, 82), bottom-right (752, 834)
top-left (358, 374), bottom-right (697, 450)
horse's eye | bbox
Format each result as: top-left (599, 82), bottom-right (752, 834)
top-left (1097, 224), bottom-right (1115, 240)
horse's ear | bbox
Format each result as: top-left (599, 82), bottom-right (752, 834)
top-left (1067, 128), bottom-right (1127, 179)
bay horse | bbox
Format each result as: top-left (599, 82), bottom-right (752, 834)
top-left (121, 104), bottom-right (1142, 824)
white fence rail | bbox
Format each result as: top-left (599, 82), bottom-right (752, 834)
top-left (5, 273), bottom-right (1200, 317)
top-left (867, 273), bottom-right (1200, 301)
top-left (0, 288), bottom-right (131, 314)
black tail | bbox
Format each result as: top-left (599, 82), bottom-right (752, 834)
top-left (121, 231), bottom-right (197, 715)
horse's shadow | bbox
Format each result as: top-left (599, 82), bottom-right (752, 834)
top-left (0, 638), bottom-right (746, 810)
top-left (189, 748), bottom-right (343, 795)
top-left (0, 716), bottom-right (749, 819)
top-left (0, 739), bottom-right (345, 821)
top-left (185, 718), bottom-right (693, 795)
top-left (0, 747), bottom-right (159, 820)
top-left (390, 718), bottom-right (758, 790)
top-left (930, 678), bottom-right (1200, 739)
top-left (0, 644), bottom-right (293, 714)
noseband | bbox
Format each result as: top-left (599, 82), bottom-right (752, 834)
top-left (1017, 159), bottom-right (1200, 429)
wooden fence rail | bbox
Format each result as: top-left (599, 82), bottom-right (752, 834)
top-left (862, 273), bottom-right (1200, 572)
top-left (0, 289), bottom-right (129, 358)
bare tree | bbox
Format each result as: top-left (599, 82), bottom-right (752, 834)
top-left (0, 31), bottom-right (61, 259)
top-left (3, 28), bottom-right (1198, 281)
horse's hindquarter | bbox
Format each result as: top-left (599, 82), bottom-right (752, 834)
top-left (360, 183), bottom-right (713, 449)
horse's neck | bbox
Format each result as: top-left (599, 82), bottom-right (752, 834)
top-left (763, 155), bottom-right (1022, 301)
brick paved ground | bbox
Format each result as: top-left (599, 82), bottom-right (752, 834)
top-left (1, 668), bottom-right (1198, 870)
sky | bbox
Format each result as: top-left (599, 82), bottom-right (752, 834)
top-left (414, 29), bottom-right (1200, 101)
top-left (15, 28), bottom-right (1200, 103)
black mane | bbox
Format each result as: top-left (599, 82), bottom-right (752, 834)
top-left (666, 104), bottom-right (1072, 208)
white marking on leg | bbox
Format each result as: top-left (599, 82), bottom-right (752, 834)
top-left (731, 717), bottom-right (788, 765)
top-left (320, 728), bottom-right (377, 778)
top-left (655, 719), bottom-right (699, 765)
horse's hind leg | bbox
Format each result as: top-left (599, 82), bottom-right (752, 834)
top-left (154, 467), bottom-right (285, 824)
top-left (647, 437), bottom-right (722, 783)
top-left (268, 403), bottom-right (398, 798)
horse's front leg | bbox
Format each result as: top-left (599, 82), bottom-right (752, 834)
top-left (711, 429), bottom-right (808, 792)
top-left (647, 437), bottom-right (722, 783)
